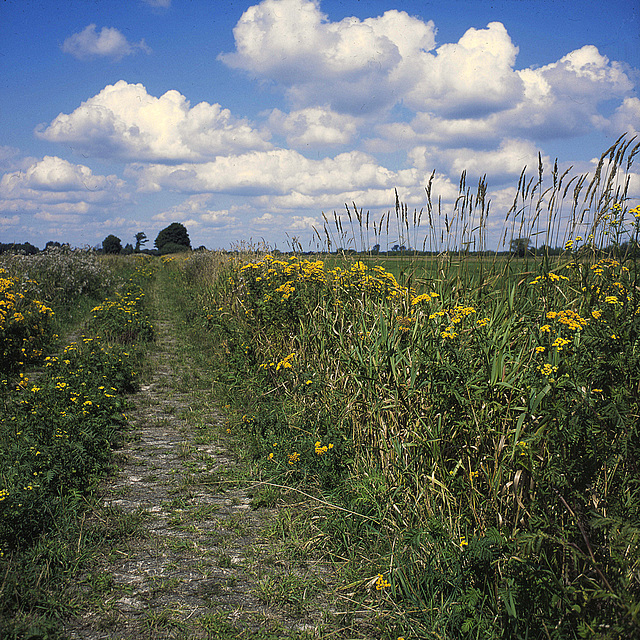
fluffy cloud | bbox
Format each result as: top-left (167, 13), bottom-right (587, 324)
top-left (62, 25), bottom-right (150, 60)
top-left (409, 138), bottom-right (551, 183)
top-left (594, 97), bottom-right (640, 138)
top-left (372, 43), bottom-right (637, 152)
top-left (127, 149), bottom-right (419, 196)
top-left (153, 194), bottom-right (238, 228)
top-left (221, 1), bottom-right (637, 147)
top-left (268, 107), bottom-right (359, 148)
top-left (404, 22), bottom-right (524, 118)
top-left (500, 46), bottom-right (636, 139)
top-left (0, 215), bottom-right (20, 228)
top-left (371, 114), bottom-right (498, 152)
top-left (0, 156), bottom-right (128, 226)
top-left (36, 81), bottom-right (271, 162)
top-left (0, 156), bottom-right (125, 201)
top-left (251, 212), bottom-right (318, 232)
top-left (220, 0), bottom-right (436, 114)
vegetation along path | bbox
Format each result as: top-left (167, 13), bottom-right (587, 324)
top-left (63, 275), bottom-right (341, 640)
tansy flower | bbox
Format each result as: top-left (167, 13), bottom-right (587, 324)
top-left (375, 574), bottom-right (391, 590)
top-left (539, 363), bottom-right (558, 376)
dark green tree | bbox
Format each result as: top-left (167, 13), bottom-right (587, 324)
top-left (510, 237), bottom-right (531, 258)
top-left (102, 234), bottom-right (122, 254)
top-left (155, 223), bottom-right (191, 254)
top-left (134, 232), bottom-right (148, 252)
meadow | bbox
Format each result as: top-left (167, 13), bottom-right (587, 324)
top-left (0, 136), bottom-right (638, 639)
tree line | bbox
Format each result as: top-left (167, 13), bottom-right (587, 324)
top-left (0, 223), bottom-right (194, 256)
top-left (102, 222), bottom-right (192, 255)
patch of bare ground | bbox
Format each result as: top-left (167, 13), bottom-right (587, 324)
top-left (62, 284), bottom-right (346, 640)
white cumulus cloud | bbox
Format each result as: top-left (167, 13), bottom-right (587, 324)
top-left (594, 97), bottom-right (640, 138)
top-left (220, 0), bottom-right (436, 114)
top-left (409, 138), bottom-right (552, 183)
top-left (62, 24), bottom-right (151, 60)
top-left (404, 22), bottom-right (524, 118)
top-left (268, 107), bottom-right (359, 148)
top-left (0, 156), bottom-right (128, 228)
top-left (127, 149), bottom-right (418, 196)
top-left (153, 194), bottom-right (238, 229)
top-left (36, 81), bottom-right (272, 162)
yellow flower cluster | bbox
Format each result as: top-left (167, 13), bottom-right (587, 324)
top-left (551, 336), bottom-right (571, 351)
top-left (315, 441), bottom-right (334, 455)
top-left (276, 352), bottom-right (296, 371)
top-left (275, 281), bottom-right (295, 300)
top-left (411, 292), bottom-right (439, 305)
top-left (530, 272), bottom-right (569, 286)
top-left (0, 268), bottom-right (54, 369)
top-left (590, 258), bottom-right (625, 276)
top-left (375, 574), bottom-right (391, 590)
top-left (538, 363), bottom-right (558, 376)
top-left (239, 255), bottom-right (408, 307)
top-left (90, 289), bottom-right (146, 325)
top-left (546, 309), bottom-right (588, 331)
top-left (430, 304), bottom-right (477, 340)
top-left (287, 451), bottom-right (300, 465)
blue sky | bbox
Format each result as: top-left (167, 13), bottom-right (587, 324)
top-left (1, 0), bottom-right (638, 251)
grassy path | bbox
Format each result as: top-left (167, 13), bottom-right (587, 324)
top-left (62, 273), bottom-right (339, 640)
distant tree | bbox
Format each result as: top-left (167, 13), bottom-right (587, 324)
top-left (510, 237), bottom-right (531, 258)
top-left (134, 232), bottom-right (148, 252)
top-left (155, 222), bottom-right (191, 254)
top-left (122, 243), bottom-right (134, 255)
top-left (45, 241), bottom-right (62, 250)
top-left (102, 234), bottom-right (122, 254)
top-left (371, 243), bottom-right (380, 255)
top-left (0, 242), bottom-right (39, 255)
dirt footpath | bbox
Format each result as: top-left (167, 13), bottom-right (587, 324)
top-left (63, 286), bottom-right (341, 640)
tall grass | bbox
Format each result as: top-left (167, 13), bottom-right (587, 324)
top-left (175, 136), bottom-right (640, 639)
